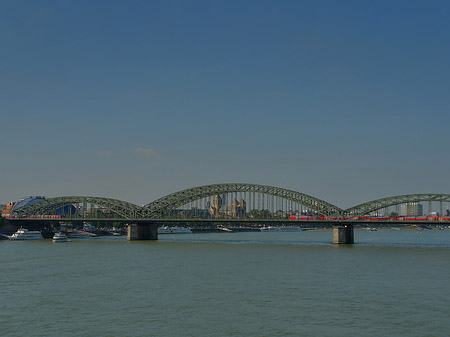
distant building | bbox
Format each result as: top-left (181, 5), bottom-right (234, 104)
top-left (209, 195), bottom-right (223, 217)
top-left (401, 203), bottom-right (423, 216)
top-left (428, 211), bottom-right (440, 217)
top-left (221, 199), bottom-right (246, 217)
top-left (208, 195), bottom-right (246, 217)
top-left (1, 202), bottom-right (14, 217)
top-left (2, 196), bottom-right (76, 217)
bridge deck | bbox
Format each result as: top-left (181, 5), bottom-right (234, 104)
top-left (7, 218), bottom-right (449, 226)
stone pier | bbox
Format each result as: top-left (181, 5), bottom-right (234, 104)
top-left (333, 224), bottom-right (354, 244)
top-left (127, 222), bottom-right (158, 241)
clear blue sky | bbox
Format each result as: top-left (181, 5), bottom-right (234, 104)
top-left (1, 0), bottom-right (449, 208)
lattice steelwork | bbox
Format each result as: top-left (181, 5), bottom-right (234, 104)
top-left (11, 188), bottom-right (450, 220)
top-left (142, 183), bottom-right (344, 218)
top-left (344, 194), bottom-right (450, 216)
top-left (12, 196), bottom-right (143, 220)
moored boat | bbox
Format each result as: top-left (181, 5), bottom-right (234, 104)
top-left (260, 226), bottom-right (302, 232)
top-left (52, 232), bottom-right (68, 243)
top-left (158, 226), bottom-right (193, 234)
top-left (9, 228), bottom-right (44, 240)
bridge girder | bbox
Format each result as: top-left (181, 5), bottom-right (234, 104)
top-left (11, 189), bottom-right (450, 220)
top-left (12, 196), bottom-right (143, 220)
top-left (143, 183), bottom-right (344, 217)
top-left (344, 194), bottom-right (450, 216)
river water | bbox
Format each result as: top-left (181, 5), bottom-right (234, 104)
top-left (1, 229), bottom-right (450, 337)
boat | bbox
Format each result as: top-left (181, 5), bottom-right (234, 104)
top-left (52, 232), bottom-right (68, 243)
top-left (9, 228), bottom-right (44, 240)
top-left (66, 230), bottom-right (94, 239)
top-left (158, 226), bottom-right (193, 234)
top-left (260, 226), bottom-right (302, 232)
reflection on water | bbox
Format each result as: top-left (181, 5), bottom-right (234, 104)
top-left (1, 230), bottom-right (449, 336)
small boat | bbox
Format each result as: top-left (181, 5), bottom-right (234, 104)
top-left (52, 232), bottom-right (68, 243)
top-left (158, 226), bottom-right (193, 234)
top-left (9, 228), bottom-right (44, 240)
top-left (260, 226), bottom-right (277, 231)
top-left (260, 226), bottom-right (302, 232)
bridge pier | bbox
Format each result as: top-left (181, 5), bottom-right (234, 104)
top-left (127, 222), bottom-right (158, 241)
top-left (333, 224), bottom-right (354, 244)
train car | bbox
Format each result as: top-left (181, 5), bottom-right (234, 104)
top-left (289, 215), bottom-right (318, 220)
top-left (288, 215), bottom-right (450, 222)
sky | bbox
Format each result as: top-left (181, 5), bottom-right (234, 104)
top-left (1, 0), bottom-right (450, 209)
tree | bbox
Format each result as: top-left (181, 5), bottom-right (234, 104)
top-left (249, 209), bottom-right (271, 219)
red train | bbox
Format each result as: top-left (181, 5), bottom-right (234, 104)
top-left (4, 215), bottom-right (61, 219)
top-left (289, 215), bottom-right (450, 221)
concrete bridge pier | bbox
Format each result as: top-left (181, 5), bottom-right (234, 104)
top-left (333, 224), bottom-right (354, 244)
top-left (127, 222), bottom-right (158, 241)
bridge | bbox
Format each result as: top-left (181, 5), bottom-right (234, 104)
top-left (7, 183), bottom-right (450, 243)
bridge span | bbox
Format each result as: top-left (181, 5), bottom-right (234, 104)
top-left (5, 183), bottom-right (450, 244)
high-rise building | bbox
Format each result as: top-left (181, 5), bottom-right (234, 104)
top-left (401, 203), bottom-right (423, 216)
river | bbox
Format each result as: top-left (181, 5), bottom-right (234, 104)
top-left (1, 229), bottom-right (449, 336)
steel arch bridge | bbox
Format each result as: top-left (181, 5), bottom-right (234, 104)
top-left (9, 185), bottom-right (450, 220)
top-left (142, 183), bottom-right (344, 217)
top-left (344, 194), bottom-right (450, 216)
top-left (11, 183), bottom-right (345, 219)
top-left (12, 196), bottom-right (143, 220)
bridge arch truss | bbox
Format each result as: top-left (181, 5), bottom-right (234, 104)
top-left (12, 196), bottom-right (143, 220)
top-left (344, 194), bottom-right (450, 216)
top-left (143, 183), bottom-right (344, 218)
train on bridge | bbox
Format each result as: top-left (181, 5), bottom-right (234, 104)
top-left (3, 215), bottom-right (62, 219)
top-left (5, 214), bottom-right (450, 222)
top-left (289, 215), bottom-right (450, 221)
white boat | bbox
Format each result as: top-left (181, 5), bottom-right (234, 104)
top-left (52, 232), bottom-right (68, 243)
top-left (9, 228), bottom-right (44, 240)
top-left (260, 226), bottom-right (302, 232)
top-left (158, 226), bottom-right (193, 234)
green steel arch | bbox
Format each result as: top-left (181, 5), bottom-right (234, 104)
top-left (12, 196), bottom-right (143, 220)
top-left (143, 183), bottom-right (344, 217)
top-left (344, 194), bottom-right (450, 216)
